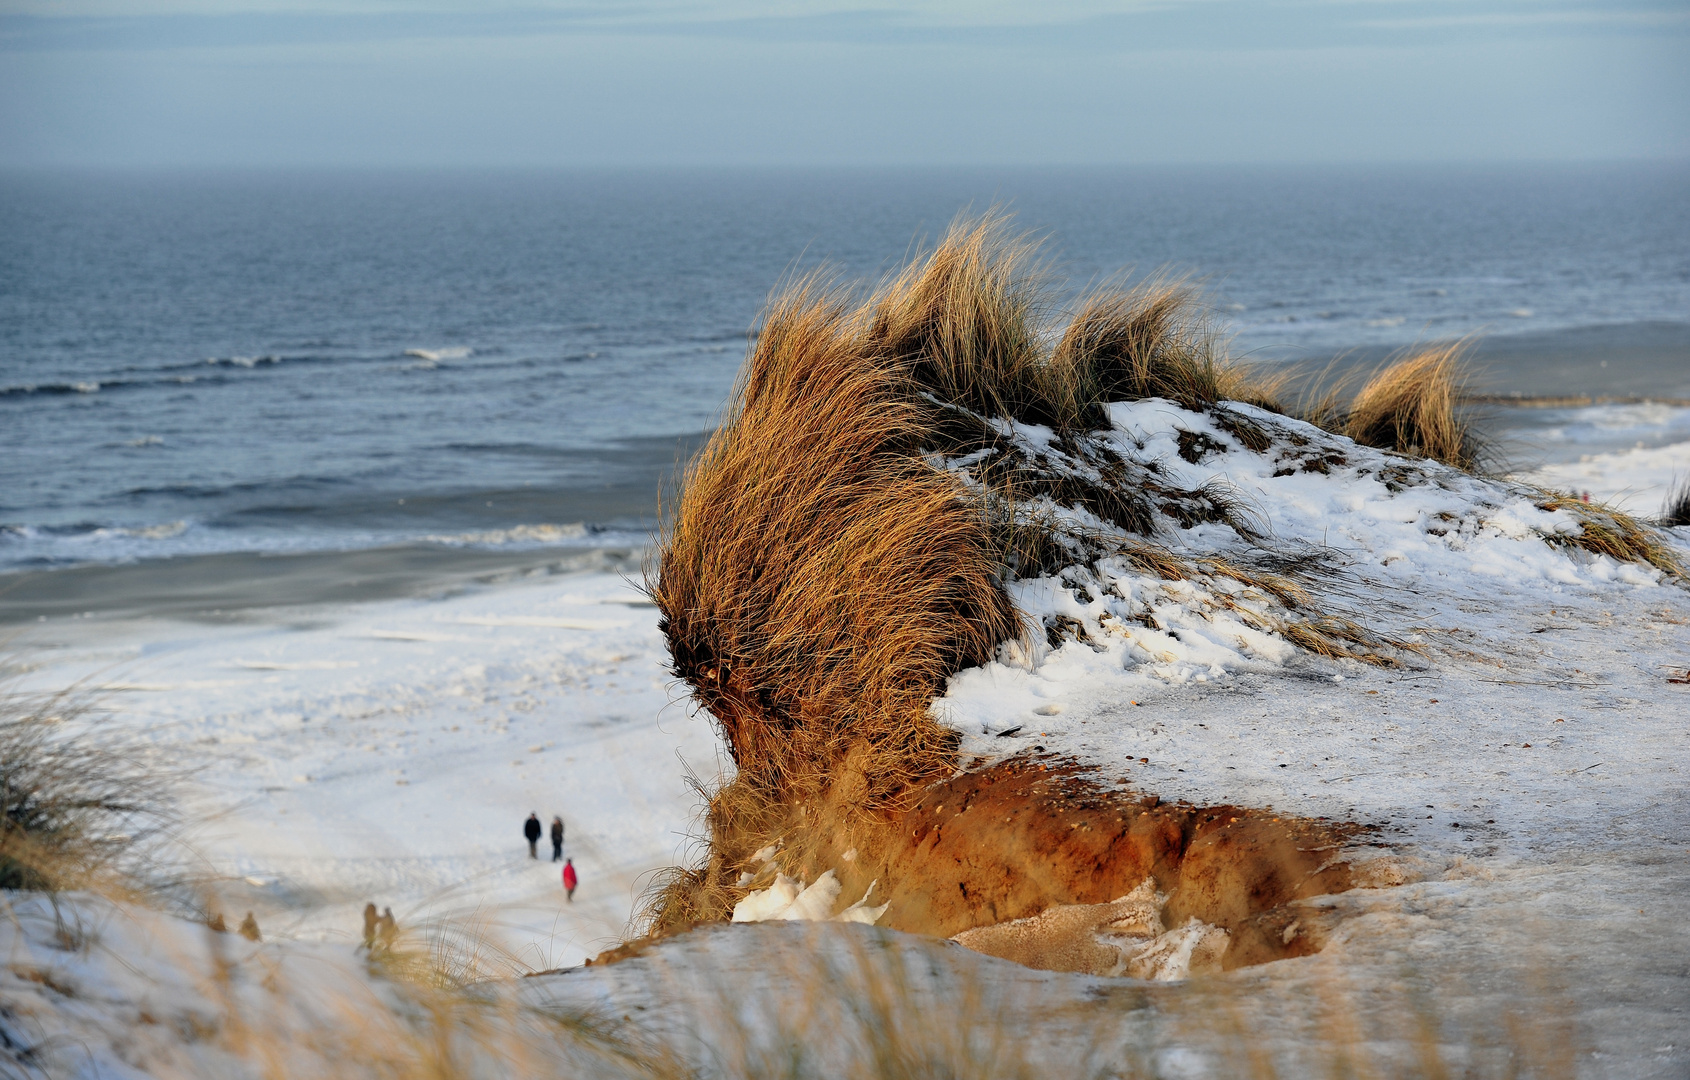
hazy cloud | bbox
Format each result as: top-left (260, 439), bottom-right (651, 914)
top-left (1, 0), bottom-right (1684, 167)
top-left (3, 1), bottom-right (1685, 53)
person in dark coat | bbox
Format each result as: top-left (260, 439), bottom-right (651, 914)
top-left (550, 816), bottom-right (564, 862)
top-left (562, 858), bottom-right (577, 902)
top-left (239, 912), bottom-right (262, 942)
top-left (524, 812), bottom-right (542, 858)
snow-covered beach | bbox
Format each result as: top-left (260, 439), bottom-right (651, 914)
top-left (8, 555), bottom-right (723, 971)
top-left (5, 402), bottom-right (1688, 1076)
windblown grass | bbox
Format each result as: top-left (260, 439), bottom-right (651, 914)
top-left (865, 214), bottom-right (1083, 430)
top-left (1055, 277), bottom-right (1289, 417)
top-left (0, 672), bottom-right (183, 897)
top-left (650, 277), bottom-right (1019, 814)
top-left (1660, 477), bottom-right (1690, 528)
top-left (645, 216), bottom-right (1431, 933)
top-left (1341, 343), bottom-right (1480, 470)
top-left (1533, 491), bottom-right (1685, 578)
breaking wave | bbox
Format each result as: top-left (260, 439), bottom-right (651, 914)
top-left (419, 523), bottom-right (589, 546)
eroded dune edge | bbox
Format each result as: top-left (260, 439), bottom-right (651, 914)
top-left (620, 216), bottom-right (1683, 979)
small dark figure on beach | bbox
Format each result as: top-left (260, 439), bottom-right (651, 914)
top-left (550, 816), bottom-right (564, 861)
top-left (524, 812), bottom-right (542, 858)
top-left (361, 902), bottom-right (379, 950)
top-left (376, 907), bottom-right (397, 950)
top-left (239, 912), bottom-right (262, 942)
top-left (562, 858), bottom-right (577, 902)
top-left (207, 912), bottom-right (227, 933)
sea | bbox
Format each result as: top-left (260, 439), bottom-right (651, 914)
top-left (3, 164), bottom-right (1688, 611)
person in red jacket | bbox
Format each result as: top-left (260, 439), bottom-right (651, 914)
top-left (562, 858), bottom-right (577, 902)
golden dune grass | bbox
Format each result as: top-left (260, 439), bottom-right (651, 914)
top-left (649, 276), bottom-right (1019, 812)
top-left (1532, 491), bottom-right (1685, 578)
top-left (1055, 277), bottom-right (1288, 416)
top-left (1341, 344), bottom-right (1478, 469)
top-left (865, 213), bottom-right (1084, 429)
top-left (642, 217), bottom-right (1433, 934)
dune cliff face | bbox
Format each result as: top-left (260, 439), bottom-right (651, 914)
top-left (640, 218), bottom-right (1684, 973)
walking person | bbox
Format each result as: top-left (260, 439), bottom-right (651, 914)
top-left (550, 816), bottom-right (564, 862)
top-left (360, 902), bottom-right (378, 951)
top-left (376, 907), bottom-right (398, 950)
top-left (562, 858), bottom-right (577, 902)
top-left (524, 812), bottom-right (542, 858)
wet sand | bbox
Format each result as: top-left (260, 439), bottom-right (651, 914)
top-left (1271, 320), bottom-right (1690, 400)
top-left (0, 543), bottom-right (643, 625)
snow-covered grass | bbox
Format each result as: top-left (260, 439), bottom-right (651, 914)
top-left (939, 397), bottom-right (1689, 843)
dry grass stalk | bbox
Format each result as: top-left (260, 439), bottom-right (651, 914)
top-left (1342, 344), bottom-right (1479, 469)
top-left (1532, 491), bottom-right (1685, 578)
top-left (865, 212), bottom-right (1085, 430)
top-left (1660, 477), bottom-right (1690, 528)
top-left (1112, 541), bottom-right (1417, 666)
top-left (650, 275), bottom-right (1020, 813)
top-left (0, 675), bottom-right (185, 899)
top-left (1054, 277), bottom-right (1288, 416)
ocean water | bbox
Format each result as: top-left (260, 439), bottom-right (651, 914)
top-left (3, 164), bottom-right (1688, 575)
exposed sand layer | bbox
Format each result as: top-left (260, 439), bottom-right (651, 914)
top-left (757, 757), bottom-right (1365, 974)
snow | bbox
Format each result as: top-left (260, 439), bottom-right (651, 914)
top-left (7, 403), bottom-right (1690, 1077)
top-left (12, 566), bottom-right (724, 971)
top-left (949, 877), bottom-right (1232, 981)
top-left (731, 870), bottom-right (889, 925)
top-left (1519, 439), bottom-right (1690, 517)
top-left (934, 400), bottom-right (1690, 864)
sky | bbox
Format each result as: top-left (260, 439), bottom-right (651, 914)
top-left (1, 1), bottom-right (1686, 168)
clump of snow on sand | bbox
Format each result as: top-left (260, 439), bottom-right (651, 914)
top-left (951, 877), bottom-right (1230, 981)
top-left (732, 869), bottom-right (889, 925)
